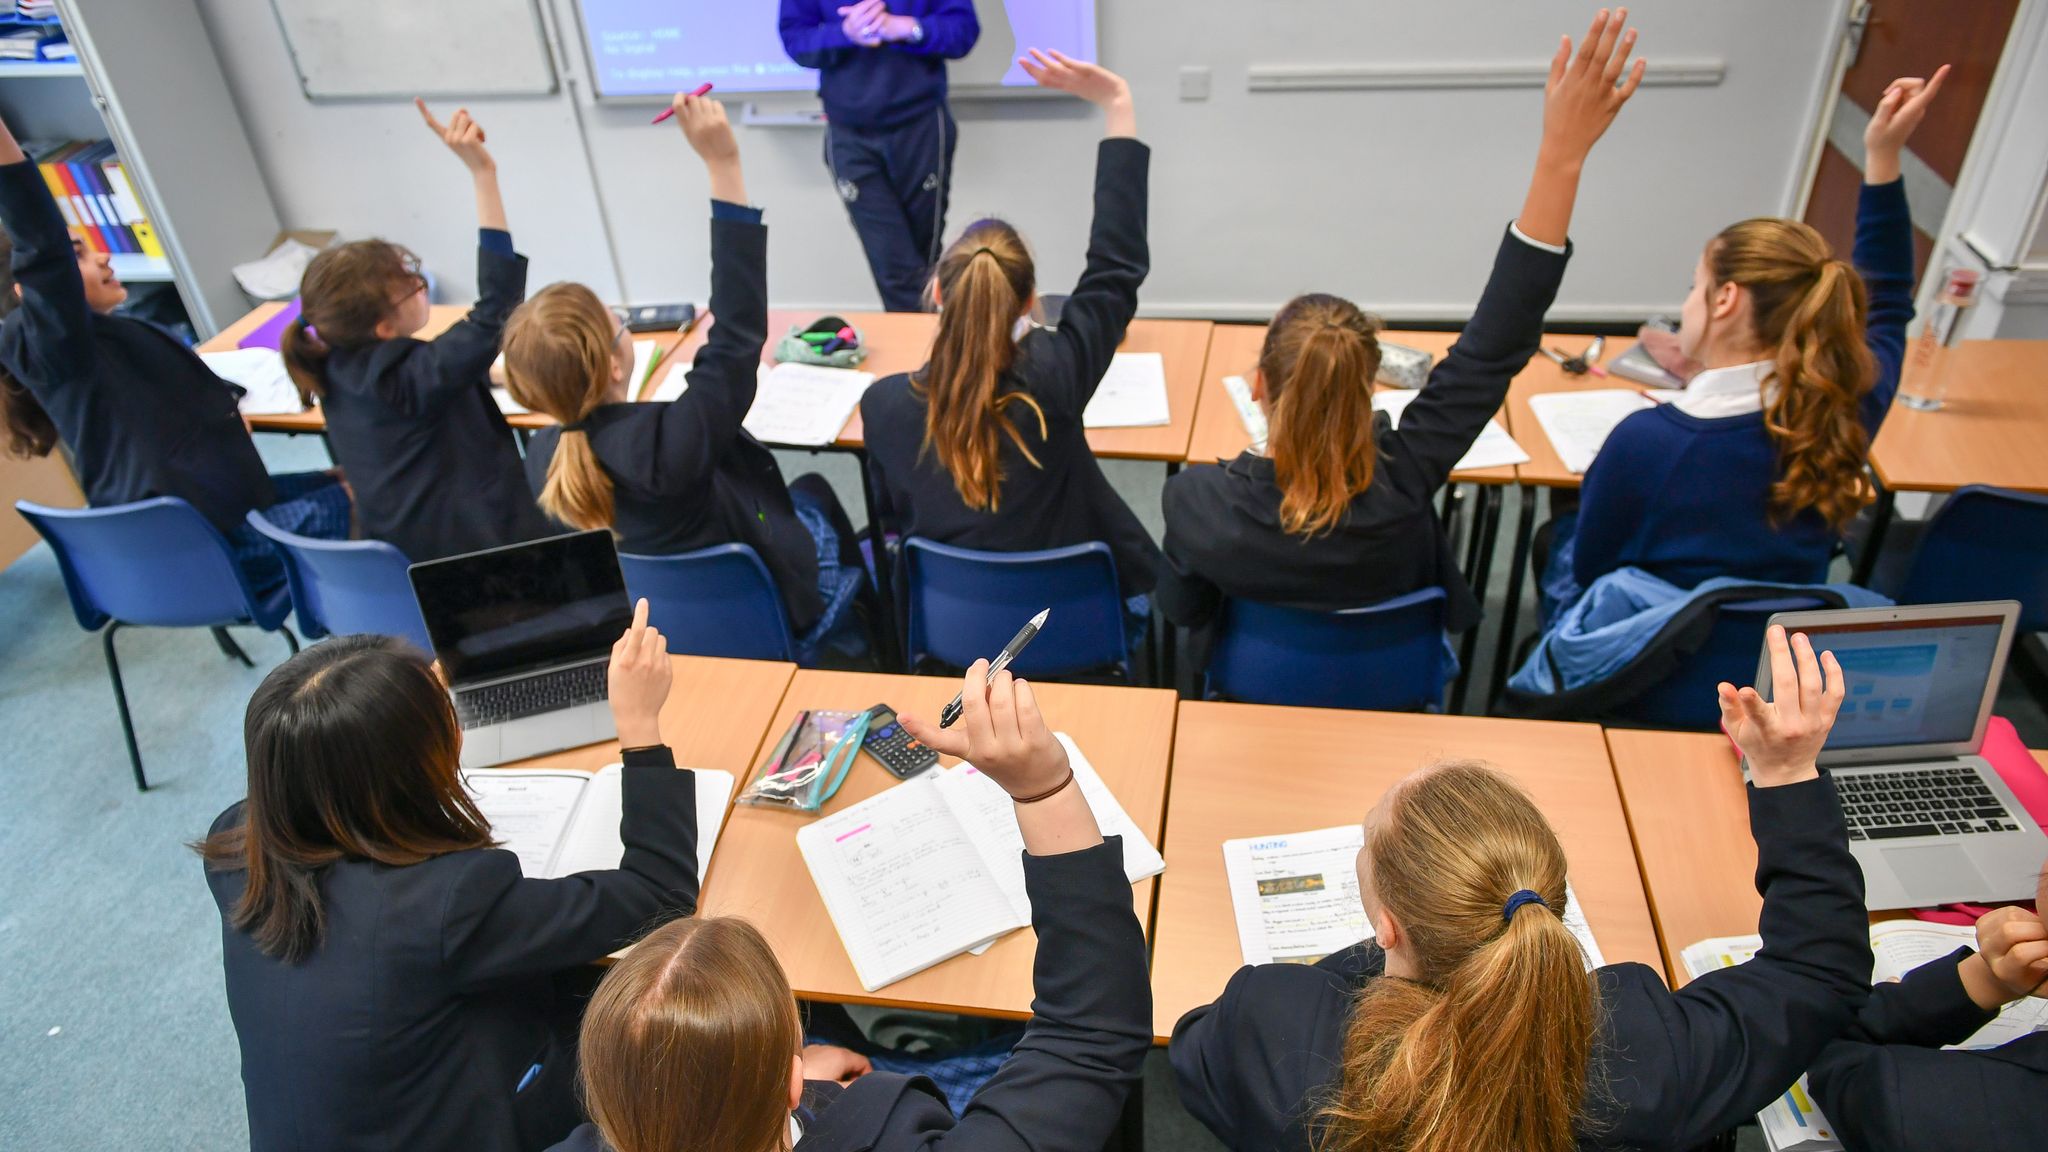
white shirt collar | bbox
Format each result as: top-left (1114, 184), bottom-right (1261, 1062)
top-left (1669, 360), bottom-right (1775, 419)
top-left (790, 1112), bottom-right (804, 1146)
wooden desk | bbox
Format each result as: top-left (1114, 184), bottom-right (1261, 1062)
top-left (697, 669), bottom-right (1177, 1018)
top-left (1606, 731), bottom-right (2048, 987)
top-left (1504, 336), bottom-right (1647, 491)
top-left (1149, 702), bottom-right (1661, 1041)
top-left (665, 308), bottom-right (1213, 461)
top-left (203, 302), bottom-right (691, 434)
top-left (1871, 341), bottom-right (2048, 496)
top-left (1184, 325), bottom-right (1519, 486)
top-left (496, 655), bottom-right (796, 780)
top-left (0, 448), bottom-right (82, 570)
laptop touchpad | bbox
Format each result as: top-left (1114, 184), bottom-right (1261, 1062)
top-left (1880, 846), bottom-right (1992, 904)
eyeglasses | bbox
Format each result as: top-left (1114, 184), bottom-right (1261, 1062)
top-left (390, 255), bottom-right (428, 308)
top-left (609, 306), bottom-right (632, 345)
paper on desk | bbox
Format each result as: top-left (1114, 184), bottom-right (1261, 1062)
top-left (1222, 375), bottom-right (1267, 446)
top-left (1083, 352), bottom-right (1171, 429)
top-left (630, 339), bottom-right (660, 397)
top-left (1373, 388), bottom-right (1531, 470)
top-left (658, 362), bottom-right (873, 446)
top-left (201, 348), bottom-right (304, 416)
top-left (1223, 823), bottom-right (1605, 969)
top-left (232, 238), bottom-right (323, 301)
top-left (1527, 389), bottom-right (1655, 474)
top-left (491, 387), bottom-right (529, 415)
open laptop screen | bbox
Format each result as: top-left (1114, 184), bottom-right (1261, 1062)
top-left (410, 530), bottom-right (631, 686)
top-left (1787, 614), bottom-right (2008, 752)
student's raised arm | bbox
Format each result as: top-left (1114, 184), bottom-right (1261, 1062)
top-left (1018, 50), bottom-right (1147, 413)
top-left (895, 670), bottom-right (1151, 1152)
top-left (1393, 9), bottom-right (1642, 488)
top-left (1856, 67), bottom-right (1946, 427)
top-left (1615, 626), bottom-right (1873, 1147)
top-left (653, 93), bottom-right (767, 486)
top-left (0, 111), bottom-right (95, 384)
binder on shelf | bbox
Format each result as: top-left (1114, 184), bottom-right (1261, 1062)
top-left (31, 144), bottom-right (92, 253)
top-left (101, 153), bottom-right (164, 259)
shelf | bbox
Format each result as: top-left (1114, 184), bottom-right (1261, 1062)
top-left (0, 59), bottom-right (79, 77)
top-left (109, 252), bottom-right (173, 283)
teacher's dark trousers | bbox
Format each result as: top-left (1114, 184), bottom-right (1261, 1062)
top-left (824, 106), bottom-right (956, 313)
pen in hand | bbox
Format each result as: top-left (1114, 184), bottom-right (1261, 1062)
top-left (939, 609), bottom-right (1050, 728)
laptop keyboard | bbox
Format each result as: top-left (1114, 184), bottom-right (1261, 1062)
top-left (456, 663), bottom-right (608, 730)
top-left (1837, 766), bottom-right (2022, 841)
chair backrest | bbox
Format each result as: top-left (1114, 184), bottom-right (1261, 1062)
top-left (619, 545), bottom-right (797, 663)
top-left (903, 538), bottom-right (1128, 678)
top-left (1609, 595), bottom-right (1832, 729)
top-left (245, 511), bottom-right (430, 651)
top-left (1206, 589), bottom-right (1450, 712)
top-left (18, 497), bottom-right (268, 631)
top-left (1896, 485), bottom-right (2048, 632)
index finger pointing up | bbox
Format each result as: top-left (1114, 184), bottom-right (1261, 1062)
top-left (414, 98), bottom-right (447, 134)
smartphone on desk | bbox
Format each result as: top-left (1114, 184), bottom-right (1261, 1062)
top-left (861, 704), bottom-right (939, 779)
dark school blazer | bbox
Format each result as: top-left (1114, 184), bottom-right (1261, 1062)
top-left (315, 238), bottom-right (550, 562)
top-left (859, 138), bottom-right (1160, 598)
top-left (523, 212), bottom-right (825, 632)
top-left (1157, 228), bottom-right (1569, 665)
top-left (1809, 945), bottom-right (2048, 1152)
top-left (1170, 775), bottom-right (1873, 1152)
top-left (205, 746), bottom-right (699, 1152)
top-left (548, 836), bottom-right (1152, 1152)
top-left (0, 159), bottom-right (275, 533)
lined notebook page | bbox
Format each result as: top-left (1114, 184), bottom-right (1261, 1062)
top-left (797, 774), bottom-right (1024, 991)
top-left (1528, 389), bottom-right (1655, 474)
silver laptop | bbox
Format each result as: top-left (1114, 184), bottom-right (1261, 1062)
top-left (1758, 601), bottom-right (2047, 910)
top-left (409, 530), bottom-right (629, 769)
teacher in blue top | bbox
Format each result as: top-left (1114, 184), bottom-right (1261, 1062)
top-left (779, 1), bottom-right (980, 312)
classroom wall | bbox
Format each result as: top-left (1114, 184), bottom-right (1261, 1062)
top-left (193, 0), bottom-right (1848, 324)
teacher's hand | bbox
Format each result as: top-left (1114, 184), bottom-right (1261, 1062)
top-left (838, 0), bottom-right (887, 48)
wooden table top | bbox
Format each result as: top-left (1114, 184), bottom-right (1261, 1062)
top-left (696, 669), bottom-right (1178, 1019)
top-left (1605, 730), bottom-right (2048, 986)
top-left (663, 308), bottom-right (1213, 461)
top-left (495, 655), bottom-right (796, 778)
top-left (1871, 340), bottom-right (2048, 495)
top-left (205, 301), bottom-right (691, 434)
top-left (1505, 336), bottom-right (1650, 490)
top-left (1148, 701), bottom-right (1662, 1041)
top-left (1184, 325), bottom-right (1520, 485)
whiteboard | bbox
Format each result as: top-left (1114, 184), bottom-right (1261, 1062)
top-left (267, 0), bottom-right (558, 100)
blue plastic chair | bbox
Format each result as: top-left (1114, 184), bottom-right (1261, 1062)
top-left (1204, 589), bottom-right (1451, 712)
top-left (17, 497), bottom-right (299, 791)
top-left (903, 538), bottom-right (1130, 679)
top-left (1878, 486), bottom-right (2048, 632)
top-left (244, 511), bottom-right (430, 652)
top-left (1608, 595), bottom-right (1832, 729)
top-left (620, 545), bottom-right (801, 663)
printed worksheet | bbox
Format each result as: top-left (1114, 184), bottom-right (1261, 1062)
top-left (1082, 352), bottom-right (1172, 428)
top-left (201, 348), bottom-right (304, 416)
top-left (1373, 387), bottom-right (1531, 470)
top-left (1527, 388), bottom-right (1655, 474)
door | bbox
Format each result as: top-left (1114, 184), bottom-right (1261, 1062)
top-left (1800, 0), bottom-right (2021, 290)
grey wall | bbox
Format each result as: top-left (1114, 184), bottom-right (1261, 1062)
top-left (196, 0), bottom-right (1847, 323)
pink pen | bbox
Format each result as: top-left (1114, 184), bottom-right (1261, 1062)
top-left (651, 83), bottom-right (715, 125)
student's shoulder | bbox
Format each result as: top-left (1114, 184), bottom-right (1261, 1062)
top-left (799, 1071), bottom-right (950, 1149)
top-left (542, 1121), bottom-right (605, 1152)
top-left (208, 800), bottom-right (248, 838)
top-left (856, 372), bottom-right (922, 437)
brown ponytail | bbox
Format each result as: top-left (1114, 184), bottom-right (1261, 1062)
top-left (1705, 220), bottom-right (1875, 532)
top-left (579, 916), bottom-right (802, 1152)
top-left (1318, 762), bottom-right (1601, 1152)
top-left (501, 283), bottom-right (618, 531)
top-left (916, 219), bottom-right (1047, 512)
top-left (283, 240), bottom-right (425, 404)
top-left (0, 231), bottom-right (60, 459)
top-left (1259, 294), bottom-right (1384, 537)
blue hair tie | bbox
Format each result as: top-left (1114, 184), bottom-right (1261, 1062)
top-left (1502, 889), bottom-right (1550, 922)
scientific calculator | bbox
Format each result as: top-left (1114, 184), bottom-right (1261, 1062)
top-left (861, 703), bottom-right (939, 778)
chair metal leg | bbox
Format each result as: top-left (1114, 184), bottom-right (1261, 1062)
top-left (102, 622), bottom-right (147, 791)
top-left (211, 626), bottom-right (254, 667)
top-left (280, 625), bottom-right (299, 657)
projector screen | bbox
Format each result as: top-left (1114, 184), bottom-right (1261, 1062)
top-left (578, 1), bottom-right (1098, 98)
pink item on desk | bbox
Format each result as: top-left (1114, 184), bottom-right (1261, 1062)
top-left (237, 298), bottom-right (302, 351)
top-left (1913, 715), bottom-right (2045, 926)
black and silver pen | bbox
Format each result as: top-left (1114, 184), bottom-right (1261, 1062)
top-left (938, 609), bottom-right (1050, 728)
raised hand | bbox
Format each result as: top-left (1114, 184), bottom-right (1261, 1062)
top-left (1019, 49), bottom-right (1135, 137)
top-left (1718, 625), bottom-right (1846, 787)
top-left (668, 90), bottom-right (745, 205)
top-left (1540, 8), bottom-right (1646, 165)
top-left (607, 598), bottom-right (673, 749)
top-left (900, 662), bottom-right (1070, 800)
top-left (1865, 65), bottom-right (1949, 183)
top-left (837, 0), bottom-right (887, 48)
top-left (415, 99), bottom-right (494, 174)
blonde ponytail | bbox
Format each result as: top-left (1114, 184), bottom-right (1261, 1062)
top-left (917, 219), bottom-right (1046, 512)
top-left (501, 283), bottom-right (620, 531)
top-left (1707, 220), bottom-right (1876, 532)
top-left (1261, 294), bottom-right (1384, 537)
top-left (1318, 762), bottom-right (1599, 1152)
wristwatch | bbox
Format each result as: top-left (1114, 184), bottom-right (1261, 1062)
top-left (908, 19), bottom-right (925, 44)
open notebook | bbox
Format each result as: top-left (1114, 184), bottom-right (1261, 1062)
top-left (650, 361), bottom-right (875, 447)
top-left (1082, 352), bottom-right (1171, 429)
top-left (797, 734), bottom-right (1164, 992)
top-left (463, 764), bottom-right (736, 881)
top-left (489, 340), bottom-right (663, 416)
top-left (1223, 823), bottom-right (1605, 968)
top-left (1527, 388), bottom-right (1656, 474)
top-left (1683, 921), bottom-right (2048, 1152)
